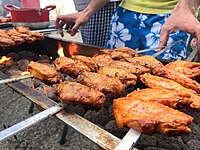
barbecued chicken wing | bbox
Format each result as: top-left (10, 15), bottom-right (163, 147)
top-left (113, 97), bottom-right (193, 135)
top-left (54, 57), bottom-right (91, 78)
top-left (28, 61), bottom-right (60, 84)
top-left (125, 55), bottom-right (164, 71)
top-left (153, 67), bottom-right (200, 94)
top-left (0, 37), bottom-right (15, 47)
top-left (76, 72), bottom-right (125, 97)
top-left (92, 54), bottom-right (114, 68)
top-left (127, 88), bottom-right (191, 108)
top-left (100, 47), bottom-right (138, 60)
top-left (7, 28), bottom-right (36, 43)
top-left (140, 73), bottom-right (200, 110)
top-left (55, 82), bottom-right (106, 108)
top-left (16, 26), bottom-right (44, 40)
top-left (72, 55), bottom-right (99, 72)
top-left (98, 67), bottom-right (137, 87)
top-left (165, 60), bottom-right (200, 78)
top-left (108, 61), bottom-right (150, 76)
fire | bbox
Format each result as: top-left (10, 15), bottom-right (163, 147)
top-left (21, 71), bottom-right (30, 76)
top-left (69, 43), bottom-right (78, 56)
top-left (0, 56), bottom-right (11, 64)
top-left (57, 42), bottom-right (65, 57)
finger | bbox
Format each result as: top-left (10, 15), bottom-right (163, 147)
top-left (68, 22), bottom-right (81, 36)
top-left (159, 28), bottom-right (170, 50)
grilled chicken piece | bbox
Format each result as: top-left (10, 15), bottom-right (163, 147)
top-left (7, 28), bottom-right (36, 43)
top-left (55, 82), bottom-right (106, 108)
top-left (125, 55), bottom-right (164, 71)
top-left (153, 67), bottom-right (200, 94)
top-left (165, 60), bottom-right (200, 78)
top-left (100, 47), bottom-right (138, 60)
top-left (0, 30), bottom-right (10, 38)
top-left (28, 61), bottom-right (60, 84)
top-left (127, 88), bottom-right (191, 108)
top-left (76, 72), bottom-right (125, 97)
top-left (140, 73), bottom-right (200, 110)
top-left (54, 57), bottom-right (91, 78)
top-left (16, 26), bottom-right (44, 40)
top-left (113, 97), bottom-right (193, 135)
top-left (92, 54), bottom-right (114, 68)
top-left (0, 37), bottom-right (15, 47)
top-left (108, 61), bottom-right (150, 76)
top-left (72, 55), bottom-right (99, 72)
top-left (98, 67), bottom-right (137, 87)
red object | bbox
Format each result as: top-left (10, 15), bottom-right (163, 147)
top-left (4, 4), bottom-right (56, 29)
top-left (21, 0), bottom-right (40, 8)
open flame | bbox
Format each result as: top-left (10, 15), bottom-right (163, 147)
top-left (0, 56), bottom-right (11, 64)
top-left (57, 42), bottom-right (65, 57)
top-left (21, 71), bottom-right (30, 76)
top-left (69, 43), bottom-right (78, 56)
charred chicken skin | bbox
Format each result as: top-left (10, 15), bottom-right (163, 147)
top-left (92, 54), bottom-right (114, 68)
top-left (72, 55), bottom-right (99, 72)
top-left (153, 67), bottom-right (200, 94)
top-left (54, 57), bottom-right (91, 78)
top-left (100, 47), bottom-right (138, 60)
top-left (55, 82), bottom-right (106, 108)
top-left (28, 61), bottom-right (60, 84)
top-left (76, 72), bottom-right (125, 97)
top-left (165, 60), bottom-right (200, 78)
top-left (108, 61), bottom-right (151, 76)
top-left (113, 97), bottom-right (193, 135)
top-left (140, 73), bottom-right (200, 110)
top-left (125, 55), bottom-right (164, 71)
top-left (98, 67), bottom-right (137, 87)
top-left (127, 88), bottom-right (191, 108)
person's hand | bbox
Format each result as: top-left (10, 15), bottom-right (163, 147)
top-left (159, 7), bottom-right (200, 51)
top-left (55, 11), bottom-right (89, 37)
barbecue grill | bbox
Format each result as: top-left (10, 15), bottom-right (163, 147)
top-left (0, 34), bottom-right (200, 150)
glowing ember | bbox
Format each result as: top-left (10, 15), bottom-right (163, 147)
top-left (21, 71), bottom-right (30, 76)
top-left (69, 43), bottom-right (78, 56)
top-left (0, 56), bottom-right (11, 64)
top-left (57, 42), bottom-right (65, 57)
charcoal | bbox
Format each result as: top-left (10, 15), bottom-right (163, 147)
top-left (7, 52), bottom-right (20, 61)
top-left (36, 59), bottom-right (51, 64)
top-left (135, 134), bottom-right (157, 149)
top-left (182, 122), bottom-right (200, 143)
top-left (184, 139), bottom-right (200, 150)
top-left (17, 59), bottom-right (29, 71)
top-left (18, 51), bottom-right (39, 61)
top-left (5, 66), bottom-right (22, 76)
top-left (144, 147), bottom-right (168, 150)
top-left (104, 120), bottom-right (128, 138)
top-left (84, 109), bottom-right (113, 126)
top-left (155, 134), bottom-right (184, 150)
top-left (66, 105), bottom-right (86, 116)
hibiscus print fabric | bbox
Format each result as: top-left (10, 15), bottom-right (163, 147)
top-left (106, 7), bottom-right (188, 61)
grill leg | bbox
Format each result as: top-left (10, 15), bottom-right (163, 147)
top-left (28, 102), bottom-right (35, 114)
top-left (59, 124), bottom-right (69, 145)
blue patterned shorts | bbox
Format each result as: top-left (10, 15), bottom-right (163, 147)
top-left (106, 7), bottom-right (188, 61)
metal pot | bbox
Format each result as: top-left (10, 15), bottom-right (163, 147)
top-left (4, 4), bottom-right (56, 29)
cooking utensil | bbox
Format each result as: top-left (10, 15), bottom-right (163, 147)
top-left (4, 4), bottom-right (56, 29)
top-left (0, 104), bottom-right (64, 142)
top-left (137, 40), bottom-right (183, 57)
top-left (186, 47), bottom-right (198, 61)
top-left (114, 129), bottom-right (140, 150)
top-left (0, 75), bottom-right (32, 84)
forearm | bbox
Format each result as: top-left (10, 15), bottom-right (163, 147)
top-left (82, 0), bottom-right (109, 19)
top-left (174, 0), bottom-right (200, 14)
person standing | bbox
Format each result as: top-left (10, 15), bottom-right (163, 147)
top-left (73, 0), bottom-right (121, 47)
top-left (55, 0), bottom-right (200, 60)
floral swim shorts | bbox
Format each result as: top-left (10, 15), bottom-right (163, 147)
top-left (106, 6), bottom-right (189, 61)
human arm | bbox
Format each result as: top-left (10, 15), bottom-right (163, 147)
top-left (159, 0), bottom-right (200, 51)
top-left (55, 0), bottom-right (109, 36)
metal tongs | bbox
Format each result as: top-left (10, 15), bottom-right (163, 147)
top-left (137, 40), bottom-right (183, 57)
